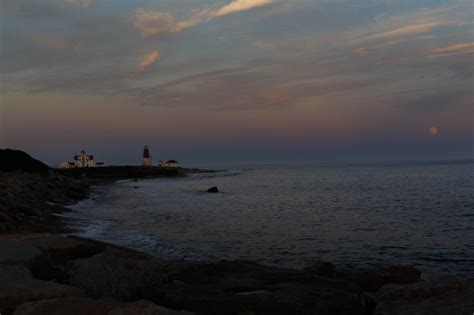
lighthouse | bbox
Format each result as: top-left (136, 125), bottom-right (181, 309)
top-left (142, 145), bottom-right (151, 166)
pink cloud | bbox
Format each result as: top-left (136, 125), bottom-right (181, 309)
top-left (139, 50), bottom-right (160, 70)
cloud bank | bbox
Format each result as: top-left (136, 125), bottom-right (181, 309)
top-left (429, 42), bottom-right (474, 57)
top-left (134, 0), bottom-right (275, 37)
top-left (210, 0), bottom-right (274, 17)
top-left (364, 22), bottom-right (446, 42)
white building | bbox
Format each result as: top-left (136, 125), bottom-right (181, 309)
top-left (58, 161), bottom-right (74, 169)
top-left (74, 151), bottom-right (94, 167)
top-left (58, 150), bottom-right (103, 168)
top-left (160, 160), bottom-right (179, 168)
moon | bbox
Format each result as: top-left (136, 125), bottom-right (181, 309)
top-left (429, 127), bottom-right (439, 135)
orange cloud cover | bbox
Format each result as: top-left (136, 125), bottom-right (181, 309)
top-left (134, 0), bottom-right (275, 37)
top-left (364, 22), bottom-right (447, 42)
top-left (210, 0), bottom-right (274, 17)
top-left (429, 42), bottom-right (474, 57)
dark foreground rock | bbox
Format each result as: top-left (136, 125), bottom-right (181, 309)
top-left (305, 263), bottom-right (422, 293)
top-left (0, 264), bottom-right (85, 314)
top-left (375, 277), bottom-right (474, 314)
top-left (0, 234), bottom-right (372, 315)
top-left (13, 297), bottom-right (194, 315)
top-left (1, 234), bottom-right (472, 314)
top-left (335, 265), bottom-right (422, 292)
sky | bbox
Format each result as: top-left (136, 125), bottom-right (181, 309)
top-left (1, 0), bottom-right (473, 166)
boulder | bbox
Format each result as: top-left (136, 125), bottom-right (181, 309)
top-left (207, 187), bottom-right (219, 193)
top-left (375, 277), bottom-right (474, 314)
top-left (67, 248), bottom-right (168, 299)
top-left (337, 265), bottom-right (422, 292)
top-left (0, 264), bottom-right (84, 313)
top-left (0, 240), bottom-right (42, 265)
top-left (0, 264), bottom-right (34, 281)
top-left (22, 234), bottom-right (107, 264)
top-left (14, 297), bottom-right (194, 315)
top-left (157, 260), bottom-right (371, 314)
top-left (3, 235), bottom-right (373, 314)
top-left (29, 234), bottom-right (158, 282)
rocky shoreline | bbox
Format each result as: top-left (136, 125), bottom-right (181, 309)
top-left (0, 149), bottom-right (215, 234)
top-left (0, 172), bottom-right (89, 234)
top-left (1, 233), bottom-right (473, 315)
top-left (1, 149), bottom-right (473, 314)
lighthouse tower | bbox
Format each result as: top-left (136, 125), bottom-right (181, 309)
top-left (142, 145), bottom-right (151, 166)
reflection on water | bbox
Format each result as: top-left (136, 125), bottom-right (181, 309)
top-left (69, 161), bottom-right (474, 278)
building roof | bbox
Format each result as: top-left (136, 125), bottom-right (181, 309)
top-left (165, 160), bottom-right (178, 163)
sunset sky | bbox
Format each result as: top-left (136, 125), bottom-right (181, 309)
top-left (1, 0), bottom-right (473, 166)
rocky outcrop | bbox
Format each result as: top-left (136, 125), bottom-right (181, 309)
top-left (0, 150), bottom-right (210, 234)
top-left (13, 297), bottom-right (194, 315)
top-left (65, 244), bottom-right (371, 314)
top-left (0, 149), bottom-right (49, 173)
top-left (1, 234), bottom-right (473, 314)
top-left (0, 264), bottom-right (84, 314)
top-left (0, 240), bottom-right (43, 265)
top-left (335, 265), bottom-right (422, 292)
top-left (304, 263), bottom-right (422, 293)
top-left (375, 277), bottom-right (474, 314)
top-left (1, 234), bottom-right (372, 315)
top-left (206, 186), bottom-right (219, 193)
top-left (0, 172), bottom-right (88, 233)
top-left (67, 249), bottom-right (168, 299)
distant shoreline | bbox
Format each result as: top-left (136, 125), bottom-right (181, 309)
top-left (56, 165), bottom-right (220, 182)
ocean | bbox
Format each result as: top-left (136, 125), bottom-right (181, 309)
top-left (68, 160), bottom-right (474, 278)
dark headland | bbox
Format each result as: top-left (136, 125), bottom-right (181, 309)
top-left (1, 149), bottom-right (472, 314)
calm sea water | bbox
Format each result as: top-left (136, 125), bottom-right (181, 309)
top-left (68, 161), bottom-right (474, 278)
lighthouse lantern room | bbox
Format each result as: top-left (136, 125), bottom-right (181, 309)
top-left (143, 145), bottom-right (151, 166)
